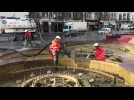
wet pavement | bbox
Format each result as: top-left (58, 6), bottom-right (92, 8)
top-left (120, 54), bottom-right (134, 72)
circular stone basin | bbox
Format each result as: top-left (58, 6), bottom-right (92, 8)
top-left (0, 46), bottom-right (126, 87)
top-left (0, 64), bottom-right (126, 87)
top-left (21, 74), bottom-right (80, 87)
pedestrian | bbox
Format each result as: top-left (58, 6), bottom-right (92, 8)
top-left (24, 30), bottom-right (32, 47)
top-left (48, 36), bottom-right (62, 65)
top-left (93, 43), bottom-right (106, 61)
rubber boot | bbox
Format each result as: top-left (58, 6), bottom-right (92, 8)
top-left (53, 55), bottom-right (57, 65)
top-left (60, 50), bottom-right (65, 57)
top-left (24, 39), bottom-right (28, 48)
top-left (28, 40), bottom-right (32, 48)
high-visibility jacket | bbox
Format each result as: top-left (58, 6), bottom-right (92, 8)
top-left (49, 39), bottom-right (61, 53)
top-left (24, 32), bottom-right (32, 39)
top-left (95, 47), bottom-right (105, 61)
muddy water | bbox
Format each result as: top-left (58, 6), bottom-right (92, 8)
top-left (120, 54), bottom-right (134, 72)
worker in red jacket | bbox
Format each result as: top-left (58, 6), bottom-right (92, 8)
top-left (93, 43), bottom-right (106, 61)
top-left (24, 30), bottom-right (32, 47)
top-left (49, 36), bottom-right (61, 65)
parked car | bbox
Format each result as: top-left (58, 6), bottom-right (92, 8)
top-left (128, 26), bottom-right (134, 30)
top-left (98, 28), bottom-right (112, 34)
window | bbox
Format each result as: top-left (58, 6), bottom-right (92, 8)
top-left (119, 14), bottom-right (122, 20)
top-left (64, 26), bottom-right (68, 29)
top-left (49, 12), bottom-right (52, 18)
top-left (123, 13), bottom-right (126, 20)
top-left (69, 26), bottom-right (71, 29)
top-left (127, 13), bottom-right (130, 21)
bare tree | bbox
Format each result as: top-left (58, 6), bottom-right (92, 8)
top-left (29, 12), bottom-right (42, 33)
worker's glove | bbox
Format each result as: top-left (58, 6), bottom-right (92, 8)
top-left (86, 52), bottom-right (95, 59)
top-left (60, 50), bottom-right (65, 56)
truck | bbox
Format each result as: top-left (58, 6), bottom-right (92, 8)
top-left (0, 17), bottom-right (36, 41)
top-left (63, 21), bottom-right (88, 33)
top-left (120, 24), bottom-right (130, 30)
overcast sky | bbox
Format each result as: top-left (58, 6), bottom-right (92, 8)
top-left (0, 12), bottom-right (29, 17)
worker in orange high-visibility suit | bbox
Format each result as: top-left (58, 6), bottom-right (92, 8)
top-left (93, 43), bottom-right (106, 61)
top-left (49, 36), bottom-right (61, 65)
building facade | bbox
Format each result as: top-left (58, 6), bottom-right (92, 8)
top-left (29, 12), bottom-right (134, 32)
top-left (29, 12), bottom-right (101, 32)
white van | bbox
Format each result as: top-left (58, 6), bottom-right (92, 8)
top-left (120, 24), bottom-right (129, 30)
top-left (63, 22), bottom-right (88, 32)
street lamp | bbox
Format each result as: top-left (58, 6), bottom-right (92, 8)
top-left (48, 20), bottom-right (51, 33)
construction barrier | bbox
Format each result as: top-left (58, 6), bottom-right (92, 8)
top-left (128, 48), bottom-right (134, 55)
top-left (59, 57), bottom-right (77, 68)
top-left (89, 60), bottom-right (134, 86)
top-left (58, 54), bottom-right (134, 86)
top-left (121, 44), bottom-right (134, 55)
